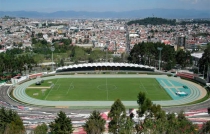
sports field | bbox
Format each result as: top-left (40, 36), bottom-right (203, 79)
top-left (25, 78), bottom-right (172, 101)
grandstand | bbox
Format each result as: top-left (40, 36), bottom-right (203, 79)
top-left (176, 71), bottom-right (198, 79)
top-left (56, 62), bottom-right (155, 73)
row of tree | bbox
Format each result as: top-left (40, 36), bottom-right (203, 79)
top-left (128, 42), bottom-right (192, 70)
top-left (0, 108), bottom-right (25, 134)
top-left (31, 38), bottom-right (114, 64)
top-left (65, 92), bottom-right (210, 134)
top-left (198, 44), bottom-right (210, 78)
top-left (31, 37), bottom-right (127, 64)
top-left (0, 38), bottom-right (127, 80)
top-left (1, 39), bottom-right (209, 81)
top-left (0, 49), bottom-right (36, 81)
top-left (35, 92), bottom-right (210, 134)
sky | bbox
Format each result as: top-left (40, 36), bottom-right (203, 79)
top-left (0, 0), bottom-right (209, 12)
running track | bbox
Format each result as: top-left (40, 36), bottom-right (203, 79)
top-left (12, 75), bottom-right (206, 107)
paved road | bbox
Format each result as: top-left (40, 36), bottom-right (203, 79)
top-left (163, 99), bottom-right (210, 113)
top-left (0, 85), bottom-right (21, 106)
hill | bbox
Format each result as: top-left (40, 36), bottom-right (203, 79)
top-left (0, 9), bottom-right (210, 19)
top-left (127, 17), bottom-right (176, 26)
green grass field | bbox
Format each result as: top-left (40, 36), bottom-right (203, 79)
top-left (25, 78), bottom-right (172, 101)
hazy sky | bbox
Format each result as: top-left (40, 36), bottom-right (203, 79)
top-left (0, 0), bottom-right (209, 12)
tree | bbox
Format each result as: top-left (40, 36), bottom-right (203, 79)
top-left (119, 117), bottom-right (135, 134)
top-left (59, 59), bottom-right (65, 67)
top-left (71, 47), bottom-right (87, 62)
top-left (33, 54), bottom-right (45, 65)
top-left (83, 110), bottom-right (106, 134)
top-left (113, 56), bottom-right (122, 62)
top-left (4, 122), bottom-right (25, 134)
top-left (128, 42), bottom-right (176, 69)
top-left (176, 112), bottom-right (197, 133)
top-left (88, 50), bottom-right (106, 63)
top-left (137, 92), bottom-right (150, 117)
top-left (199, 120), bottom-right (210, 133)
top-left (49, 111), bottom-right (74, 134)
top-left (37, 33), bottom-right (43, 38)
top-left (108, 99), bottom-right (126, 134)
top-left (136, 92), bottom-right (168, 134)
top-left (135, 92), bottom-right (197, 134)
top-left (175, 49), bottom-right (192, 68)
top-left (0, 107), bottom-right (25, 134)
top-left (198, 43), bottom-right (210, 78)
top-left (33, 123), bottom-right (48, 134)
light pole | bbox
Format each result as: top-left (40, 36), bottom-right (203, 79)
top-left (104, 45), bottom-right (108, 62)
top-left (50, 46), bottom-right (55, 71)
top-left (157, 47), bottom-right (163, 71)
top-left (203, 65), bottom-right (205, 79)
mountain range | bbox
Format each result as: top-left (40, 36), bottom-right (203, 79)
top-left (0, 9), bottom-right (210, 19)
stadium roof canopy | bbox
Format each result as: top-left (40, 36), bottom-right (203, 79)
top-left (56, 62), bottom-right (155, 72)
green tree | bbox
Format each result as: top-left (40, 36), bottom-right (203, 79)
top-left (176, 112), bottom-right (197, 133)
top-left (37, 33), bottom-right (43, 38)
top-left (175, 49), bottom-right (192, 68)
top-left (136, 92), bottom-right (167, 134)
top-left (120, 117), bottom-right (135, 134)
top-left (88, 50), bottom-right (106, 63)
top-left (113, 56), bottom-right (122, 62)
top-left (61, 59), bottom-right (65, 66)
top-left (49, 111), bottom-right (74, 134)
top-left (33, 54), bottom-right (45, 65)
top-left (33, 123), bottom-right (48, 134)
top-left (199, 120), bottom-right (210, 133)
top-left (108, 99), bottom-right (126, 134)
top-left (128, 42), bottom-right (175, 69)
top-left (0, 107), bottom-right (25, 134)
top-left (71, 47), bottom-right (88, 63)
top-left (137, 92), bottom-right (149, 117)
top-left (83, 110), bottom-right (106, 134)
top-left (198, 43), bottom-right (210, 78)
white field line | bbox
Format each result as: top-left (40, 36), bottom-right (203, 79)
top-left (66, 82), bottom-right (73, 94)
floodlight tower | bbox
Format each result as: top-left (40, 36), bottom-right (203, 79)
top-left (105, 41), bottom-right (109, 62)
top-left (50, 46), bottom-right (55, 71)
top-left (157, 47), bottom-right (163, 71)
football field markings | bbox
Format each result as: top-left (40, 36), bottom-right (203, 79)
top-left (106, 77), bottom-right (108, 100)
top-left (44, 78), bottom-right (60, 100)
top-left (139, 80), bottom-right (148, 94)
top-left (66, 82), bottom-right (74, 94)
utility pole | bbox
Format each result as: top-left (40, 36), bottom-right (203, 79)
top-left (50, 46), bottom-right (55, 71)
top-left (105, 41), bottom-right (109, 62)
top-left (125, 24), bottom-right (130, 54)
top-left (157, 47), bottom-right (163, 71)
top-left (203, 65), bottom-right (205, 79)
top-left (207, 63), bottom-right (209, 83)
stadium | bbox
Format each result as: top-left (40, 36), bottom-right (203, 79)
top-left (10, 62), bottom-right (207, 108)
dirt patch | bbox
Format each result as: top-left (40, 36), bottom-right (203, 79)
top-left (27, 86), bottom-right (51, 89)
top-left (33, 93), bottom-right (38, 96)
